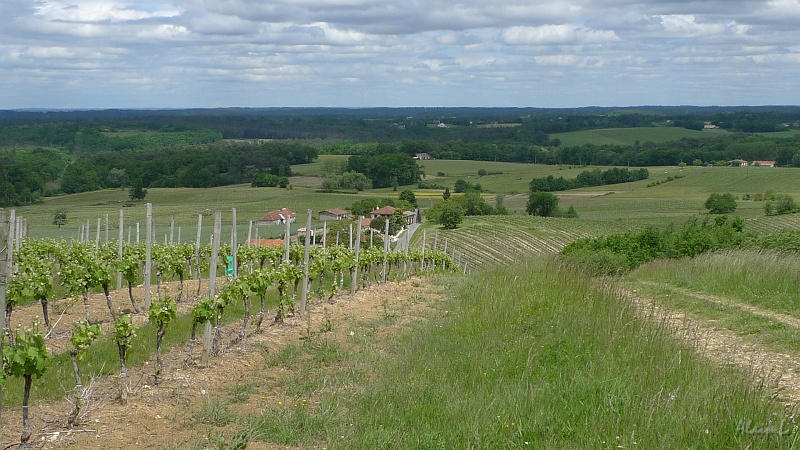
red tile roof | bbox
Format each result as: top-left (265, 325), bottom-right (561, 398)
top-left (260, 208), bottom-right (295, 222)
top-left (370, 205), bottom-right (396, 216)
top-left (246, 238), bottom-right (284, 247)
top-left (321, 208), bottom-right (348, 216)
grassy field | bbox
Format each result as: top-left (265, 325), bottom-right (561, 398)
top-left (553, 126), bottom-right (721, 147)
top-left (14, 161), bottom-right (800, 243)
top-left (175, 263), bottom-right (796, 448)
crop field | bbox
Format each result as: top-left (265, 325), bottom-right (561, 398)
top-left (413, 215), bottom-right (640, 270)
top-left (552, 126), bottom-right (720, 147)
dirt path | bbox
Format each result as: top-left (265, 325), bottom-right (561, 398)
top-left (619, 284), bottom-right (800, 409)
top-left (1, 276), bottom-right (445, 449)
top-left (635, 281), bottom-right (800, 329)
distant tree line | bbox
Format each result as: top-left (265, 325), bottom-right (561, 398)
top-left (346, 144), bottom-right (422, 188)
top-left (3, 107), bottom-right (800, 201)
top-left (553, 135), bottom-right (800, 167)
top-left (60, 141), bottom-right (317, 193)
top-left (530, 168), bottom-right (650, 192)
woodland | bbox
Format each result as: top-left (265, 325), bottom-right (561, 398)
top-left (2, 106), bottom-right (800, 207)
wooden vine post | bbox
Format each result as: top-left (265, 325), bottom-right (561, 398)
top-left (202, 211), bottom-right (221, 365)
top-left (382, 218), bottom-right (390, 282)
top-left (300, 210), bottom-right (312, 315)
top-left (144, 203), bottom-right (153, 311)
top-left (194, 214), bottom-right (203, 296)
top-left (117, 209), bottom-right (124, 290)
top-left (284, 214), bottom-right (291, 263)
top-left (421, 228), bottom-right (427, 270)
top-left (351, 217), bottom-right (362, 294)
top-left (0, 209), bottom-right (9, 445)
top-left (231, 208), bottom-right (238, 278)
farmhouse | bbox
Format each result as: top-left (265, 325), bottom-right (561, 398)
top-left (319, 208), bottom-right (348, 221)
top-left (751, 160), bottom-right (777, 167)
top-left (728, 159), bottom-right (748, 167)
top-left (256, 208), bottom-right (296, 226)
top-left (370, 205), bottom-right (396, 219)
top-left (414, 153), bottom-right (433, 160)
top-left (402, 210), bottom-right (417, 225)
top-left (369, 205), bottom-right (418, 225)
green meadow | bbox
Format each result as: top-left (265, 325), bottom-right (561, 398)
top-left (553, 126), bottom-right (719, 147)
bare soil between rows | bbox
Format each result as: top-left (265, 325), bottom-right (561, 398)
top-left (2, 276), bottom-right (444, 449)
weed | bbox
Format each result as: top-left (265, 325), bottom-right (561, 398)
top-left (227, 382), bottom-right (257, 404)
top-left (189, 397), bottom-right (235, 427)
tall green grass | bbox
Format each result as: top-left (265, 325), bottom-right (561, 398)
top-left (629, 249), bottom-right (800, 316)
top-left (319, 261), bottom-right (795, 448)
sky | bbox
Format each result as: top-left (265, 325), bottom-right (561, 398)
top-left (1, 0), bottom-right (799, 109)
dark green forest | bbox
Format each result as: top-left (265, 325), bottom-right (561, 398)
top-left (1, 106), bottom-right (799, 206)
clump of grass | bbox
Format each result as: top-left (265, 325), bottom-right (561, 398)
top-left (189, 396), bottom-right (235, 427)
top-left (226, 382), bottom-right (258, 404)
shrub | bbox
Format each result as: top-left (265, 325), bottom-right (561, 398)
top-left (704, 193), bottom-right (737, 214)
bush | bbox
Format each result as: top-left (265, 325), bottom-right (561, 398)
top-left (765, 194), bottom-right (799, 216)
top-left (526, 192), bottom-right (558, 217)
top-left (561, 216), bottom-right (748, 274)
top-left (561, 248), bottom-right (631, 276)
top-left (426, 200), bottom-right (464, 229)
top-left (704, 193), bottom-right (737, 214)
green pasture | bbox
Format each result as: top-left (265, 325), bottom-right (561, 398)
top-left (16, 185), bottom-right (376, 241)
top-left (11, 159), bottom-right (800, 243)
top-left (553, 126), bottom-right (720, 147)
top-left (291, 154), bottom-right (350, 177)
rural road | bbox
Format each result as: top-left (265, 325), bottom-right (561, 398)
top-left (394, 222), bottom-right (420, 252)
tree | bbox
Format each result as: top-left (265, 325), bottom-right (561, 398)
top-left (704, 193), bottom-right (737, 214)
top-left (129, 178), bottom-right (147, 201)
top-left (454, 191), bottom-right (493, 216)
top-left (399, 188), bottom-right (418, 207)
top-left (527, 192), bottom-right (559, 217)
top-left (52, 209), bottom-right (68, 228)
top-left (427, 200), bottom-right (464, 229)
top-left (442, 187), bottom-right (451, 200)
top-left (437, 202), bottom-right (464, 229)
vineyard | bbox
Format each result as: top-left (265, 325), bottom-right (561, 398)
top-left (412, 215), bottom-right (641, 270)
top-left (0, 207), bottom-right (457, 447)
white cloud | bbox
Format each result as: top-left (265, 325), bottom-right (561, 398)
top-left (1, 0), bottom-right (799, 107)
top-left (657, 14), bottom-right (727, 37)
top-left (502, 24), bottom-right (619, 45)
top-left (34, 1), bottom-right (181, 23)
